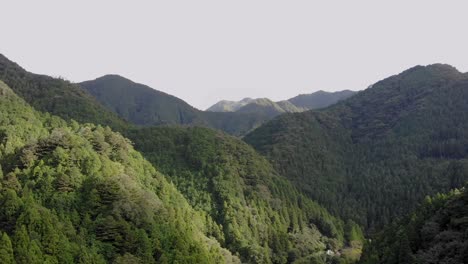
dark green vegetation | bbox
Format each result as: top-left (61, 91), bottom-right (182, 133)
top-left (129, 126), bottom-right (364, 263)
top-left (245, 64), bottom-right (468, 232)
top-left (0, 55), bottom-right (128, 132)
top-left (80, 75), bottom-right (268, 136)
top-left (360, 187), bottom-right (468, 263)
top-left (0, 81), bottom-right (239, 263)
top-left (80, 75), bottom-right (203, 126)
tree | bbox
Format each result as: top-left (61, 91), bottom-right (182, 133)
top-left (0, 232), bottom-right (15, 264)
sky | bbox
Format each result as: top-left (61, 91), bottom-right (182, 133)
top-left (2, 1), bottom-right (468, 110)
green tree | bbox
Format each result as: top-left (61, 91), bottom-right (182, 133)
top-left (0, 232), bottom-right (15, 264)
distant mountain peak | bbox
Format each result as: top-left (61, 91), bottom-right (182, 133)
top-left (207, 90), bottom-right (356, 115)
top-left (399, 63), bottom-right (462, 79)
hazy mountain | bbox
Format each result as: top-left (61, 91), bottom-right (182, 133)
top-left (80, 75), bottom-right (268, 136)
top-left (206, 97), bottom-right (255, 112)
top-left (288, 90), bottom-right (357, 109)
top-left (207, 90), bottom-right (356, 118)
top-left (245, 64), bottom-right (468, 231)
top-left (236, 98), bottom-right (305, 118)
top-left (80, 74), bottom-right (204, 126)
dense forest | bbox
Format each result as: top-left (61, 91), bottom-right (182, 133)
top-left (359, 186), bottom-right (468, 263)
top-left (245, 64), bottom-right (468, 231)
top-left (129, 126), bottom-right (364, 263)
top-left (0, 80), bottom-right (238, 263)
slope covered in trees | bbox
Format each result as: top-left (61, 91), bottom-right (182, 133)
top-left (80, 75), bottom-right (269, 136)
top-left (359, 186), bottom-right (468, 263)
top-left (0, 55), bottom-right (363, 263)
top-left (245, 64), bottom-right (468, 231)
top-left (0, 54), bottom-right (128, 132)
top-left (128, 126), bottom-right (364, 263)
top-left (0, 81), bottom-right (237, 263)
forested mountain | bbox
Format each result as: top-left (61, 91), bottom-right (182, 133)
top-left (80, 75), bottom-right (268, 136)
top-left (0, 81), bottom-right (238, 263)
top-left (245, 64), bottom-right (468, 231)
top-left (128, 126), bottom-right (364, 263)
top-left (287, 90), bottom-right (356, 110)
top-left (0, 54), bottom-right (361, 263)
top-left (0, 54), bottom-right (128, 132)
top-left (360, 186), bottom-right (468, 263)
top-left (3, 50), bottom-right (467, 263)
top-left (80, 75), bottom-right (205, 126)
top-left (207, 90), bottom-right (356, 118)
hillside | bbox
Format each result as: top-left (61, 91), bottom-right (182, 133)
top-left (0, 81), bottom-right (237, 263)
top-left (245, 64), bottom-right (468, 231)
top-left (359, 187), bottom-right (468, 263)
top-left (80, 75), bottom-right (204, 126)
top-left (80, 75), bottom-right (268, 136)
top-left (128, 126), bottom-right (363, 263)
top-left (0, 54), bottom-right (128, 131)
top-left (0, 55), bottom-right (361, 263)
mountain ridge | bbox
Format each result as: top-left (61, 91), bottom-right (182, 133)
top-left (207, 90), bottom-right (357, 119)
top-left (244, 63), bottom-right (468, 231)
top-left (79, 74), bottom-right (270, 136)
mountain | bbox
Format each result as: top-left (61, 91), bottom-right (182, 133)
top-left (360, 186), bottom-right (468, 263)
top-left (80, 75), bottom-right (204, 126)
top-left (80, 75), bottom-right (268, 136)
top-left (236, 99), bottom-right (305, 118)
top-left (0, 54), bottom-right (360, 263)
top-left (0, 54), bottom-right (128, 131)
top-left (207, 97), bottom-right (256, 112)
top-left (288, 90), bottom-right (357, 109)
top-left (207, 90), bottom-right (356, 119)
top-left (245, 64), bottom-right (468, 231)
top-left (0, 80), bottom-right (237, 263)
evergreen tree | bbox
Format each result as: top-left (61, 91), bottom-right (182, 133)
top-left (0, 232), bottom-right (15, 264)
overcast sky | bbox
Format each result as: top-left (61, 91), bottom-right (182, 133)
top-left (2, 1), bottom-right (468, 109)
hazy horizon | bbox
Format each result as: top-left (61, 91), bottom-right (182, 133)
top-left (2, 1), bottom-right (468, 109)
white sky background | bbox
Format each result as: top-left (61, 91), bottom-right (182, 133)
top-left (1, 1), bottom-right (468, 110)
